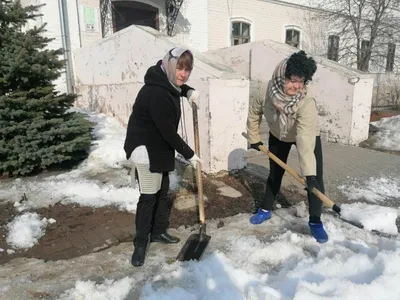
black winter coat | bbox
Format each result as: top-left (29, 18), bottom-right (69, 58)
top-left (123, 60), bottom-right (195, 173)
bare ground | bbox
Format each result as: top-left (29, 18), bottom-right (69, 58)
top-left (0, 169), bottom-right (306, 265)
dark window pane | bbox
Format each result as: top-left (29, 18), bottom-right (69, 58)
top-left (386, 42), bottom-right (396, 71)
top-left (328, 35), bottom-right (340, 61)
top-left (232, 22), bottom-right (240, 36)
top-left (286, 29), bottom-right (300, 48)
top-left (292, 30), bottom-right (299, 43)
top-left (286, 30), bottom-right (292, 42)
top-left (242, 23), bottom-right (250, 37)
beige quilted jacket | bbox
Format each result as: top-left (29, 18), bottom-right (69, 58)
top-left (246, 81), bottom-right (320, 176)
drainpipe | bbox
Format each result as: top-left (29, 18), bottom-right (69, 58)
top-left (75, 0), bottom-right (82, 48)
top-left (58, 0), bottom-right (74, 94)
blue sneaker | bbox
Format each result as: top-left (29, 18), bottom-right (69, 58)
top-left (309, 222), bottom-right (329, 243)
top-left (250, 208), bottom-right (272, 224)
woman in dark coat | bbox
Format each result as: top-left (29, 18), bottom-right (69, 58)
top-left (124, 47), bottom-right (201, 267)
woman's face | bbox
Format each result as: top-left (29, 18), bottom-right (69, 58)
top-left (284, 76), bottom-right (304, 96)
top-left (175, 52), bottom-right (193, 86)
top-left (175, 67), bottom-right (191, 86)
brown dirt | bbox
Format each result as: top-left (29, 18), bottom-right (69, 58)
top-left (0, 170), bottom-right (305, 265)
top-left (0, 172), bottom-right (304, 264)
top-left (370, 110), bottom-right (400, 122)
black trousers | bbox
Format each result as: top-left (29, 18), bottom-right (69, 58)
top-left (134, 172), bottom-right (172, 247)
top-left (262, 134), bottom-right (325, 221)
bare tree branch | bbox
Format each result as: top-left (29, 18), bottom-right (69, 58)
top-left (314, 0), bottom-right (400, 71)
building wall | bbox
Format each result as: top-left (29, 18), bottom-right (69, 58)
top-left (173, 0), bottom-right (208, 52)
top-left (103, 0), bottom-right (209, 52)
top-left (72, 25), bottom-right (250, 173)
top-left (206, 40), bottom-right (374, 145)
top-left (207, 0), bottom-right (400, 74)
top-left (372, 73), bottom-right (400, 108)
top-left (20, 0), bottom-right (102, 93)
top-left (207, 0), bottom-right (313, 51)
top-left (77, 0), bottom-right (103, 47)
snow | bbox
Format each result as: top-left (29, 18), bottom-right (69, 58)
top-left (340, 203), bottom-right (398, 235)
top-left (0, 111), bottom-right (400, 299)
top-left (2, 210), bottom-right (396, 300)
top-left (59, 277), bottom-right (135, 300)
top-left (338, 175), bottom-right (400, 234)
top-left (338, 177), bottom-right (400, 203)
top-left (371, 115), bottom-right (400, 151)
top-left (0, 109), bottom-right (181, 213)
top-left (6, 213), bottom-right (50, 249)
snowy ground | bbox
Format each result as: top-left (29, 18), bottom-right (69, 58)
top-left (371, 115), bottom-right (400, 151)
top-left (1, 209), bottom-right (400, 300)
top-left (1, 110), bottom-right (400, 299)
top-left (0, 110), bottom-right (181, 214)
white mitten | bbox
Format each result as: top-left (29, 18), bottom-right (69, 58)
top-left (187, 90), bottom-right (200, 109)
top-left (189, 153), bottom-right (202, 169)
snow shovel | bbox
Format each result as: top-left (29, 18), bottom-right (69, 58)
top-left (176, 104), bottom-right (211, 261)
top-left (242, 132), bottom-right (396, 238)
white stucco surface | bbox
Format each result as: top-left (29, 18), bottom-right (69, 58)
top-left (206, 40), bottom-right (374, 145)
top-left (21, 0), bottom-right (102, 94)
top-left (73, 25), bottom-right (249, 173)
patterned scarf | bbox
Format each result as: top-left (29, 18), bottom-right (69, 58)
top-left (268, 58), bottom-right (307, 139)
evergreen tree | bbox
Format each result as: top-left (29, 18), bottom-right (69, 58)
top-left (0, 0), bottom-right (93, 176)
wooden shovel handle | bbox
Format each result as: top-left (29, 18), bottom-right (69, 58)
top-left (192, 104), bottom-right (205, 223)
top-left (258, 145), bottom-right (337, 209)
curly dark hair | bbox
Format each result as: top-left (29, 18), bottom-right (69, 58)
top-left (285, 50), bottom-right (317, 85)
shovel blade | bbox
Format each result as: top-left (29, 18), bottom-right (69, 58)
top-left (176, 233), bottom-right (211, 261)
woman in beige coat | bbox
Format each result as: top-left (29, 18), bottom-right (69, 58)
top-left (246, 50), bottom-right (328, 243)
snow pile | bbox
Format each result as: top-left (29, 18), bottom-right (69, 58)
top-left (338, 176), bottom-right (399, 235)
top-left (338, 177), bottom-right (400, 203)
top-left (55, 212), bottom-right (400, 300)
top-left (6, 212), bottom-right (55, 249)
top-left (10, 177), bottom-right (141, 213)
top-left (371, 115), bottom-right (400, 151)
top-left (0, 109), bottom-right (182, 213)
top-left (59, 277), bottom-right (135, 300)
top-left (341, 203), bottom-right (398, 235)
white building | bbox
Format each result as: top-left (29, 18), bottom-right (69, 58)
top-left (17, 0), bottom-right (381, 171)
top-left (20, 0), bottom-right (399, 106)
top-left (97, 0), bottom-right (399, 73)
top-left (20, 0), bottom-right (103, 94)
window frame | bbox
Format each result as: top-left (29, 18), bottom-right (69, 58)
top-left (386, 42), bottom-right (396, 72)
top-left (327, 35), bottom-right (340, 62)
top-left (229, 17), bottom-right (253, 46)
top-left (284, 26), bottom-right (301, 48)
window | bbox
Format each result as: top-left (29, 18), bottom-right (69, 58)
top-left (285, 29), bottom-right (300, 48)
top-left (386, 42), bottom-right (396, 72)
top-left (231, 21), bottom-right (250, 46)
top-left (360, 39), bottom-right (370, 71)
top-left (327, 35), bottom-right (339, 62)
top-left (112, 1), bottom-right (159, 33)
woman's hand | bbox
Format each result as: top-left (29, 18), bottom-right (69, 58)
top-left (189, 153), bottom-right (202, 169)
top-left (187, 90), bottom-right (200, 109)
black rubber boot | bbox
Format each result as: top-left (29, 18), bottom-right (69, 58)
top-left (131, 246), bottom-right (146, 267)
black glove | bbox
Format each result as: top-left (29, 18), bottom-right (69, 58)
top-left (305, 176), bottom-right (321, 193)
top-left (250, 141), bottom-right (263, 151)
